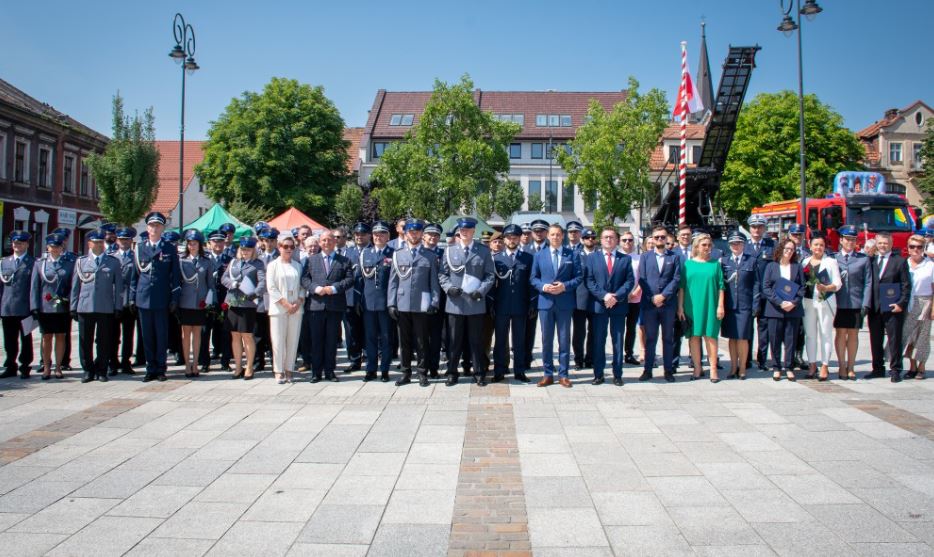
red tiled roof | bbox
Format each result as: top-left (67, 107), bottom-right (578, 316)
top-left (365, 90), bottom-right (629, 141)
top-left (856, 100), bottom-right (934, 138)
top-left (151, 140), bottom-right (205, 214)
top-left (649, 123), bottom-right (706, 171)
top-left (343, 127), bottom-right (363, 173)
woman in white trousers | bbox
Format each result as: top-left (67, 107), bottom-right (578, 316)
top-left (802, 235), bottom-right (842, 381)
top-left (266, 234), bottom-right (305, 384)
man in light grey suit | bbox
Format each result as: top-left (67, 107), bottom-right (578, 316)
top-left (387, 219), bottom-right (440, 387)
top-left (70, 230), bottom-right (124, 383)
top-left (0, 230), bottom-right (35, 378)
top-left (439, 217), bottom-right (495, 386)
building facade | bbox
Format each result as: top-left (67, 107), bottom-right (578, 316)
top-left (356, 89), bottom-right (704, 230)
top-left (0, 79), bottom-right (108, 256)
top-left (142, 140), bottom-right (210, 232)
top-left (858, 100), bottom-right (932, 207)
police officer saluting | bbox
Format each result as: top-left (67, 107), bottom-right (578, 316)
top-left (387, 219), bottom-right (440, 387)
top-left (135, 212), bottom-right (181, 382)
top-left (358, 220), bottom-right (394, 382)
top-left (492, 224), bottom-right (534, 383)
top-left (440, 218), bottom-right (495, 386)
top-left (70, 230), bottom-right (123, 383)
top-left (1, 230), bottom-right (35, 379)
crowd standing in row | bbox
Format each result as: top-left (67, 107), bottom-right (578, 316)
top-left (0, 211), bottom-right (930, 387)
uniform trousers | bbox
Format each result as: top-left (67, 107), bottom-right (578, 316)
top-left (253, 311), bottom-right (270, 365)
top-left (523, 310), bottom-right (538, 372)
top-left (446, 314), bottom-right (486, 377)
top-left (78, 313), bottom-right (114, 376)
top-left (2, 316), bottom-right (33, 373)
top-left (110, 309), bottom-right (136, 371)
top-left (363, 309), bottom-right (392, 373)
top-left (199, 314), bottom-right (231, 367)
top-left (298, 308), bottom-right (314, 368)
top-left (426, 311), bottom-right (444, 374)
top-left (134, 312), bottom-right (147, 366)
top-left (493, 312), bottom-right (526, 376)
top-left (868, 310), bottom-right (904, 373)
top-left (138, 308), bottom-right (169, 376)
top-left (572, 309), bottom-right (594, 367)
top-left (592, 312), bottom-right (626, 380)
top-left (623, 302), bottom-right (640, 359)
top-left (309, 309), bottom-right (342, 378)
top-left (539, 307), bottom-right (572, 378)
top-left (343, 309), bottom-right (364, 366)
top-left (803, 299), bottom-right (835, 366)
top-left (269, 311), bottom-right (303, 374)
top-left (768, 316), bottom-right (800, 371)
top-left (397, 311), bottom-right (430, 373)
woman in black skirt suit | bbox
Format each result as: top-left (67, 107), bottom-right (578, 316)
top-left (720, 231), bottom-right (760, 379)
top-left (221, 236), bottom-right (265, 379)
top-left (177, 229), bottom-right (216, 378)
top-left (29, 233), bottom-right (75, 380)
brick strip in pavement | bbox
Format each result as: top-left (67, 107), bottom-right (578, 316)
top-left (448, 383), bottom-right (530, 557)
top-left (0, 398), bottom-right (144, 464)
top-left (845, 399), bottom-right (934, 440)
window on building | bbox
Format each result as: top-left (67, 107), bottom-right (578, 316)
top-left (889, 142), bottom-right (903, 163)
top-left (389, 114), bottom-right (414, 126)
top-left (528, 180), bottom-right (542, 207)
top-left (548, 115), bottom-right (559, 127)
top-left (80, 159), bottom-right (89, 196)
top-left (560, 115), bottom-right (572, 127)
top-left (63, 155), bottom-right (75, 193)
top-left (914, 142), bottom-right (923, 169)
top-left (531, 143), bottom-right (543, 159)
top-left (372, 142), bottom-right (389, 159)
top-left (509, 143), bottom-right (521, 159)
top-left (389, 114), bottom-right (401, 126)
top-left (692, 145), bottom-right (702, 164)
top-left (562, 183), bottom-right (574, 212)
top-left (514, 114), bottom-right (524, 126)
top-left (545, 143), bottom-right (555, 160)
top-left (14, 139), bottom-right (29, 183)
top-left (401, 114), bottom-right (414, 126)
top-left (0, 132), bottom-right (6, 179)
top-left (38, 147), bottom-right (52, 188)
top-left (199, 207), bottom-right (207, 217)
top-left (495, 114), bottom-right (524, 126)
top-left (668, 145), bottom-right (681, 164)
top-left (535, 115), bottom-right (547, 127)
top-left (585, 192), bottom-right (597, 213)
top-left (545, 180), bottom-right (558, 212)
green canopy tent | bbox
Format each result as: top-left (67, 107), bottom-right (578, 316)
top-left (176, 203), bottom-right (252, 239)
top-left (440, 215), bottom-right (495, 237)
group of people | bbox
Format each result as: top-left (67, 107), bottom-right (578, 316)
top-left (1, 210), bottom-right (930, 387)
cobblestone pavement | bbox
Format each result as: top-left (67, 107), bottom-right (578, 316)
top-left (0, 329), bottom-right (933, 556)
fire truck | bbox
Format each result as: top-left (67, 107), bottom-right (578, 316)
top-left (751, 171), bottom-right (917, 253)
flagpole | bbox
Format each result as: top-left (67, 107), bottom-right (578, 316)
top-left (679, 41), bottom-right (688, 227)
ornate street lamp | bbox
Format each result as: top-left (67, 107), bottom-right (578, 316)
top-left (169, 13), bottom-right (199, 228)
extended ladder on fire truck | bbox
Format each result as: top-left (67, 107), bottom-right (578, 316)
top-left (652, 45), bottom-right (761, 229)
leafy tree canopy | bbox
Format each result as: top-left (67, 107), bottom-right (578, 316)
top-left (917, 120), bottom-right (934, 213)
top-left (196, 77), bottom-right (348, 225)
top-left (369, 74), bottom-right (521, 223)
top-left (86, 93), bottom-right (159, 226)
top-left (719, 91), bottom-right (864, 218)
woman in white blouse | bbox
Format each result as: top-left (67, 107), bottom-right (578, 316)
top-left (801, 235), bottom-right (842, 381)
top-left (265, 234), bottom-right (305, 384)
top-left (904, 234), bottom-right (934, 380)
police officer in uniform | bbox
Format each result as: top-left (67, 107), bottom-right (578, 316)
top-left (110, 227), bottom-right (138, 375)
top-left (254, 226), bottom-right (279, 372)
top-left (521, 219), bottom-right (549, 373)
top-left (71, 230), bottom-right (124, 383)
top-left (52, 227), bottom-right (77, 371)
top-left (358, 220), bottom-right (394, 382)
top-left (440, 218), bottom-right (495, 386)
top-left (135, 212), bottom-right (181, 382)
top-left (422, 222), bottom-right (446, 378)
top-left (201, 229), bottom-right (233, 372)
top-left (102, 223), bottom-right (118, 254)
top-left (341, 222), bottom-right (370, 372)
top-left (31, 233), bottom-right (75, 380)
top-left (220, 223), bottom-right (238, 259)
top-left (387, 219), bottom-right (440, 387)
top-left (0, 230), bottom-right (35, 379)
top-left (833, 225), bottom-right (872, 380)
top-left (744, 215), bottom-right (775, 369)
top-left (492, 224), bottom-right (534, 383)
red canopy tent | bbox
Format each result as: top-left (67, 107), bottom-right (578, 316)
top-left (267, 207), bottom-right (328, 234)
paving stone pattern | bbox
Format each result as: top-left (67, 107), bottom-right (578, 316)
top-left (0, 329), bottom-right (932, 556)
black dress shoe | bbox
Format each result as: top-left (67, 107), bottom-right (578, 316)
top-left (592, 377), bottom-right (604, 385)
top-left (109, 369), bottom-right (119, 377)
top-left (428, 370), bottom-right (439, 378)
top-left (329, 375), bottom-right (339, 382)
top-left (346, 363), bottom-right (361, 373)
top-left (98, 374), bottom-right (109, 383)
top-left (475, 375), bottom-right (487, 387)
top-left (0, 369), bottom-right (17, 379)
top-left (61, 365), bottom-right (72, 371)
top-left (419, 374), bottom-right (430, 387)
top-left (199, 365), bottom-right (208, 374)
top-left (638, 372), bottom-right (653, 382)
top-left (864, 370), bottom-right (886, 380)
top-left (142, 375), bottom-right (155, 383)
top-left (81, 375), bottom-right (95, 383)
top-left (514, 373), bottom-right (530, 383)
top-left (444, 374), bottom-right (457, 387)
top-left (19, 373), bottom-right (30, 379)
top-left (310, 376), bottom-right (321, 383)
top-left (624, 356), bottom-right (641, 366)
top-left (664, 371), bottom-right (675, 383)
top-left (220, 364), bottom-right (231, 372)
top-left (891, 373), bottom-right (902, 383)
top-left (157, 374), bottom-right (167, 382)
top-left (381, 372), bottom-right (390, 382)
top-left (613, 377), bottom-right (624, 386)
top-left (491, 374), bottom-right (504, 383)
top-left (396, 373), bottom-right (412, 386)
top-left (363, 372), bottom-right (375, 382)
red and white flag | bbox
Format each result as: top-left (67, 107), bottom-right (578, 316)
top-left (673, 67), bottom-right (704, 119)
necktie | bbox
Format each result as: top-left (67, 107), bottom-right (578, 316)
top-left (552, 250), bottom-right (560, 274)
top-left (13, 257), bottom-right (19, 270)
top-left (95, 256), bottom-right (101, 267)
top-left (879, 256), bottom-right (886, 278)
top-left (734, 256), bottom-right (739, 267)
top-left (606, 252), bottom-right (613, 274)
top-left (464, 244), bottom-right (469, 259)
top-left (324, 254), bottom-right (330, 274)
top-left (412, 247), bottom-right (418, 259)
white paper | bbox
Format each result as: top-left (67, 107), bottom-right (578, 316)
top-left (420, 292), bottom-right (431, 313)
top-left (461, 274), bottom-right (482, 295)
top-left (239, 276), bottom-right (256, 296)
top-left (204, 290), bottom-right (215, 306)
top-left (21, 316), bottom-right (38, 335)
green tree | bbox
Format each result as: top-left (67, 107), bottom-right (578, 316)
top-left (369, 74), bottom-right (520, 223)
top-left (555, 78), bottom-right (669, 229)
top-left (196, 77), bottom-right (348, 224)
top-left (86, 93), bottom-right (159, 226)
top-left (334, 182), bottom-right (363, 224)
top-left (225, 198), bottom-right (272, 227)
top-left (917, 120), bottom-right (934, 213)
top-left (719, 91), bottom-right (864, 218)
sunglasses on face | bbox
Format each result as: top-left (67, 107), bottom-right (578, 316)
top-left (621, 238), bottom-right (633, 243)
top-left (280, 245), bottom-right (295, 250)
top-left (652, 235), bottom-right (667, 240)
top-left (908, 244), bottom-right (923, 249)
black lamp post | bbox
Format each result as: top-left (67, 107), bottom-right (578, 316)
top-left (169, 13), bottom-right (199, 229)
top-left (778, 0), bottom-right (822, 232)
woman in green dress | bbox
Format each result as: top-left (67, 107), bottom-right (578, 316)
top-left (678, 233), bottom-right (726, 382)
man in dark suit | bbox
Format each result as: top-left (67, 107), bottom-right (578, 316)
top-left (492, 225), bottom-right (535, 383)
top-left (530, 224), bottom-right (582, 388)
top-left (585, 228), bottom-right (635, 385)
top-left (571, 225), bottom-right (597, 370)
top-left (744, 215), bottom-right (775, 369)
top-left (638, 226), bottom-right (682, 382)
top-left (301, 229), bottom-right (354, 382)
top-left (865, 231), bottom-right (911, 382)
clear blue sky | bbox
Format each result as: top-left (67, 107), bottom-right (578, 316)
top-left (5, 0), bottom-right (931, 140)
